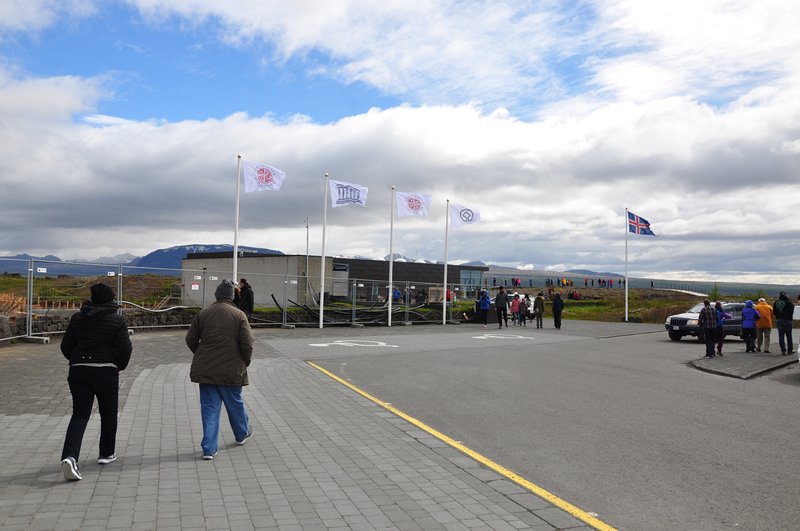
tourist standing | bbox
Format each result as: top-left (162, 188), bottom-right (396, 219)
top-left (552, 292), bottom-right (564, 330)
top-left (495, 286), bottom-right (509, 328)
top-left (186, 279), bottom-right (254, 460)
top-left (477, 290), bottom-right (491, 328)
top-left (714, 302), bottom-right (731, 356)
top-left (773, 292), bottom-right (795, 355)
top-left (533, 292), bottom-right (545, 329)
top-left (698, 299), bottom-right (717, 358)
top-left (518, 295), bottom-right (529, 327)
top-left (60, 283), bottom-right (132, 481)
top-left (740, 300), bottom-right (760, 353)
top-left (238, 278), bottom-right (254, 319)
top-left (510, 294), bottom-right (521, 326)
top-left (755, 298), bottom-right (774, 353)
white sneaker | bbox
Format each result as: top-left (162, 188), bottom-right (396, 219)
top-left (202, 451), bottom-right (218, 460)
top-left (61, 457), bottom-right (82, 481)
top-left (97, 454), bottom-right (117, 465)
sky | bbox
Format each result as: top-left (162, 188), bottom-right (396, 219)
top-left (0, 0), bottom-right (799, 284)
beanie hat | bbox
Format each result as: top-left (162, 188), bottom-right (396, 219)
top-left (90, 283), bottom-right (115, 304)
top-left (215, 279), bottom-right (236, 301)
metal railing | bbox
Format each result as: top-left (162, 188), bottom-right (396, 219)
top-left (1, 258), bottom-right (484, 341)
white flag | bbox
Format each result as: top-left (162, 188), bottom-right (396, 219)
top-left (242, 160), bottom-right (286, 193)
top-left (396, 192), bottom-right (432, 218)
top-left (449, 203), bottom-right (481, 227)
top-left (329, 179), bottom-right (368, 208)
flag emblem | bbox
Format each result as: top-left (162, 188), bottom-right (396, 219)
top-left (458, 208), bottom-right (475, 223)
top-left (396, 192), bottom-right (431, 217)
top-left (329, 179), bottom-right (368, 207)
top-left (628, 211), bottom-right (656, 236)
top-left (242, 160), bottom-right (285, 193)
top-left (406, 197), bottom-right (422, 212)
top-left (449, 203), bottom-right (481, 227)
top-left (257, 167), bottom-right (273, 186)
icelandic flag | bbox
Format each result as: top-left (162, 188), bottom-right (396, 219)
top-left (242, 160), bottom-right (286, 193)
top-left (628, 211), bottom-right (656, 236)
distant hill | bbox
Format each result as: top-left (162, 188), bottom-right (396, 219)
top-left (132, 244), bottom-right (282, 269)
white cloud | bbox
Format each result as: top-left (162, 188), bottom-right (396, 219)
top-left (0, 0), bottom-right (96, 33)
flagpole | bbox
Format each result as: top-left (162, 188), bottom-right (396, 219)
top-left (388, 186), bottom-right (395, 327)
top-left (443, 199), bottom-right (450, 325)
top-left (233, 154), bottom-right (242, 283)
top-left (624, 207), bottom-right (629, 322)
top-left (320, 173), bottom-right (329, 329)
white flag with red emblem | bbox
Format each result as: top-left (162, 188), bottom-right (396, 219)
top-left (396, 191), bottom-right (432, 218)
top-left (242, 160), bottom-right (286, 193)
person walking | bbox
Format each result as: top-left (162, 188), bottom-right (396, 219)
top-left (477, 290), bottom-right (491, 328)
top-left (495, 286), bottom-right (509, 328)
top-left (518, 295), bottom-right (529, 327)
top-left (533, 292), bottom-right (545, 329)
top-left (698, 299), bottom-right (717, 358)
top-left (552, 292), bottom-right (564, 330)
top-left (714, 302), bottom-right (731, 356)
top-left (186, 279), bottom-right (255, 460)
top-left (755, 298), bottom-right (774, 353)
top-left (237, 278), bottom-right (255, 319)
top-left (510, 294), bottom-right (521, 326)
top-left (60, 283), bottom-right (132, 481)
top-left (773, 292), bottom-right (795, 355)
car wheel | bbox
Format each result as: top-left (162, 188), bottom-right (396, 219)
top-left (668, 331), bottom-right (682, 341)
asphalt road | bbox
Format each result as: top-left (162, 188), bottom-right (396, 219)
top-left (265, 321), bottom-right (800, 530)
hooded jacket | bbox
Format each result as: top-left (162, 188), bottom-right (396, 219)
top-left (60, 302), bottom-right (132, 369)
top-left (773, 293), bottom-right (795, 320)
top-left (755, 301), bottom-right (774, 328)
top-left (741, 300), bottom-right (760, 329)
top-left (186, 299), bottom-right (254, 386)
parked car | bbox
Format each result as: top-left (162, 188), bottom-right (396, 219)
top-left (664, 302), bottom-right (745, 341)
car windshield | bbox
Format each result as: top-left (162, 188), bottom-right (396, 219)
top-left (688, 303), bottom-right (706, 313)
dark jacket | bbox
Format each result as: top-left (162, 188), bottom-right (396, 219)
top-left (495, 290), bottom-right (509, 309)
top-left (238, 282), bottom-right (254, 315)
top-left (773, 294), bottom-right (795, 320)
top-left (533, 295), bottom-right (545, 315)
top-left (60, 302), bottom-right (132, 370)
top-left (552, 294), bottom-right (564, 314)
top-left (186, 299), bottom-right (254, 386)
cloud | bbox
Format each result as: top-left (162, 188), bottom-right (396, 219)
top-left (0, 0), bottom-right (97, 33)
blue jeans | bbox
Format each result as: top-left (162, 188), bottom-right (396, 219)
top-left (199, 384), bottom-right (250, 456)
top-left (776, 319), bottom-right (794, 354)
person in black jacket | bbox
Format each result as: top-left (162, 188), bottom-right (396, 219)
top-left (773, 292), bottom-right (795, 355)
top-left (238, 278), bottom-right (254, 319)
top-left (552, 292), bottom-right (564, 330)
top-left (59, 283), bottom-right (132, 481)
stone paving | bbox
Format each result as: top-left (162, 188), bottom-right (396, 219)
top-left (0, 331), bottom-right (591, 530)
top-left (691, 349), bottom-right (798, 379)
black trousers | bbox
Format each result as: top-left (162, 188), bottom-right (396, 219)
top-left (62, 366), bottom-right (119, 461)
top-left (496, 307), bottom-right (508, 327)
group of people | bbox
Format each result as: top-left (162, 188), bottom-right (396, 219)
top-left (59, 279), bottom-right (255, 481)
top-left (476, 286), bottom-right (564, 330)
top-left (698, 292), bottom-right (795, 358)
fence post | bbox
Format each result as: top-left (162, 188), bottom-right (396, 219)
top-left (352, 279), bottom-right (357, 325)
top-left (26, 259), bottom-right (33, 337)
top-left (282, 271), bottom-right (289, 326)
top-left (116, 265), bottom-right (123, 315)
top-left (405, 280), bottom-right (410, 323)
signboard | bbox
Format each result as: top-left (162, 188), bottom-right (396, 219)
top-left (191, 282), bottom-right (200, 291)
top-left (209, 276), bottom-right (218, 281)
top-left (37, 267), bottom-right (47, 273)
top-left (193, 275), bottom-right (202, 280)
top-left (107, 272), bottom-right (116, 277)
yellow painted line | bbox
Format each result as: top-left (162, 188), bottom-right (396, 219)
top-left (308, 361), bottom-right (616, 531)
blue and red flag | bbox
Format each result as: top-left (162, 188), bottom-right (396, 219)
top-left (628, 211), bottom-right (656, 236)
